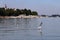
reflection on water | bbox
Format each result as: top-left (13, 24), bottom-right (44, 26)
top-left (0, 18), bottom-right (60, 40)
top-left (0, 18), bottom-right (42, 40)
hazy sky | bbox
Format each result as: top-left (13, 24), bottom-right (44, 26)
top-left (0, 0), bottom-right (60, 15)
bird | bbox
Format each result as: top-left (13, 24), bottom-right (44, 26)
top-left (38, 22), bottom-right (42, 30)
top-left (40, 22), bottom-right (43, 26)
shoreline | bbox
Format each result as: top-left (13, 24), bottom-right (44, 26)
top-left (0, 15), bottom-right (40, 18)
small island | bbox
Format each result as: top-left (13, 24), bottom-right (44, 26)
top-left (0, 7), bottom-right (38, 18)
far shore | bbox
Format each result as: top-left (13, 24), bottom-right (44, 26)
top-left (0, 15), bottom-right (40, 18)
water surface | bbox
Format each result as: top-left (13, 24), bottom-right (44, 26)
top-left (0, 17), bottom-right (60, 40)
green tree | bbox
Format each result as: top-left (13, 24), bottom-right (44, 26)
top-left (15, 9), bottom-right (21, 16)
top-left (31, 11), bottom-right (38, 15)
top-left (0, 8), bottom-right (38, 16)
top-left (27, 9), bottom-right (32, 15)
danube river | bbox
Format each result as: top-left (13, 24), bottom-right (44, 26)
top-left (0, 17), bottom-right (60, 40)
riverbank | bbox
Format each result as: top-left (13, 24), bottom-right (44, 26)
top-left (0, 15), bottom-right (39, 18)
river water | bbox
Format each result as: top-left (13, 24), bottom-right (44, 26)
top-left (0, 17), bottom-right (60, 40)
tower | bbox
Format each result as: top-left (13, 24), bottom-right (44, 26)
top-left (5, 4), bottom-right (7, 9)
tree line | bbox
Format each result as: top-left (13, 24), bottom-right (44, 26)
top-left (0, 8), bottom-right (38, 16)
top-left (40, 14), bottom-right (60, 17)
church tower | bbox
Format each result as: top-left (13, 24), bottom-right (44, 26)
top-left (5, 4), bottom-right (7, 9)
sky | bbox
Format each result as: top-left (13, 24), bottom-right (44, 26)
top-left (0, 0), bottom-right (60, 15)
